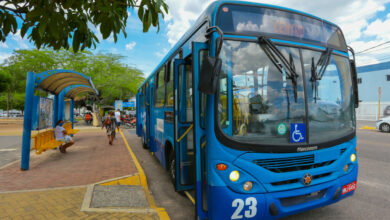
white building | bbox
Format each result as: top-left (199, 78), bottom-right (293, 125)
top-left (356, 61), bottom-right (390, 120)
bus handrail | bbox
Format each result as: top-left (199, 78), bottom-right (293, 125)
top-left (177, 124), bottom-right (194, 142)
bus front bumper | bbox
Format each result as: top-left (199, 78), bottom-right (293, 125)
top-left (208, 165), bottom-right (357, 220)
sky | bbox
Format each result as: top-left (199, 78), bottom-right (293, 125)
top-left (1, 0), bottom-right (390, 76)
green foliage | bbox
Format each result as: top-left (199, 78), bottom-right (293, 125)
top-left (1, 48), bottom-right (145, 109)
top-left (0, 68), bottom-right (12, 93)
top-left (0, 93), bottom-right (6, 110)
top-left (11, 92), bottom-right (25, 111)
top-left (0, 0), bottom-right (168, 52)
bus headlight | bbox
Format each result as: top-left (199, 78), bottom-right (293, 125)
top-left (243, 181), bottom-right (253, 191)
top-left (229, 170), bottom-right (240, 182)
top-left (350, 153), bottom-right (356, 162)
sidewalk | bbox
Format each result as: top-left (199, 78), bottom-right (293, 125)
top-left (0, 127), bottom-right (169, 219)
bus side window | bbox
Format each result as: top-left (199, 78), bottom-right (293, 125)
top-left (155, 66), bottom-right (166, 107)
top-left (219, 70), bottom-right (229, 128)
top-left (199, 50), bottom-right (208, 129)
top-left (166, 61), bottom-right (174, 107)
top-left (185, 65), bottom-right (193, 122)
top-left (178, 63), bottom-right (193, 123)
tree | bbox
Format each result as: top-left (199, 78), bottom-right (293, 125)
top-left (12, 92), bottom-right (25, 113)
top-left (0, 68), bottom-right (12, 93)
top-left (1, 48), bottom-right (145, 109)
top-left (0, 0), bottom-right (168, 52)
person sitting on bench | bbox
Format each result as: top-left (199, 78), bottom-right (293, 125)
top-left (55, 120), bottom-right (74, 153)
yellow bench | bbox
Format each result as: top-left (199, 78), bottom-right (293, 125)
top-left (31, 129), bottom-right (63, 154)
top-left (64, 122), bottom-right (79, 135)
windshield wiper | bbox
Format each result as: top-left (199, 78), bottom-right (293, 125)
top-left (258, 36), bottom-right (299, 102)
top-left (311, 48), bottom-right (333, 102)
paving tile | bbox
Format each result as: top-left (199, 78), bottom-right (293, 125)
top-left (0, 131), bottom-right (136, 191)
top-left (0, 188), bottom-right (159, 219)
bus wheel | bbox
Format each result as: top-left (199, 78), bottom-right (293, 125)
top-left (168, 151), bottom-right (176, 185)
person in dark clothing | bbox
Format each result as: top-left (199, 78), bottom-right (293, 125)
top-left (102, 111), bottom-right (117, 145)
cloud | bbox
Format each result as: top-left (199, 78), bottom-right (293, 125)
top-left (164, 0), bottom-right (211, 45)
top-left (155, 48), bottom-right (169, 58)
top-left (125, 41), bottom-right (136, 50)
top-left (0, 42), bottom-right (8, 48)
top-left (11, 29), bottom-right (29, 49)
top-left (0, 52), bottom-right (12, 63)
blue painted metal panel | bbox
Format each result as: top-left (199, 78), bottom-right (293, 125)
top-left (21, 72), bottom-right (35, 170)
top-left (58, 90), bottom-right (66, 121)
top-left (53, 94), bottom-right (58, 127)
top-left (70, 99), bottom-right (74, 125)
top-left (31, 96), bottom-right (40, 130)
top-left (208, 165), bottom-right (356, 220)
top-left (192, 42), bottom-right (209, 219)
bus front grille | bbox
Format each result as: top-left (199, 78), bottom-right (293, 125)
top-left (253, 155), bottom-right (335, 173)
top-left (279, 189), bottom-right (327, 207)
top-left (271, 172), bottom-right (332, 186)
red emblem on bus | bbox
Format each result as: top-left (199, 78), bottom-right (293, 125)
top-left (303, 173), bottom-right (312, 186)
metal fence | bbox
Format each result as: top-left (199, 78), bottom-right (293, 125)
top-left (356, 102), bottom-right (390, 121)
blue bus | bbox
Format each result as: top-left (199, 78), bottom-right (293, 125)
top-left (136, 1), bottom-right (359, 219)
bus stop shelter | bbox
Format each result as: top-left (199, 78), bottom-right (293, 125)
top-left (21, 69), bottom-right (98, 170)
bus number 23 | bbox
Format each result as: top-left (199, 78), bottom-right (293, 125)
top-left (231, 197), bottom-right (257, 219)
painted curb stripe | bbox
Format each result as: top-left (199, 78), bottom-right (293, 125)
top-left (119, 129), bottom-right (170, 220)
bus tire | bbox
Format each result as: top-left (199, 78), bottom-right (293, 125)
top-left (168, 151), bottom-right (176, 185)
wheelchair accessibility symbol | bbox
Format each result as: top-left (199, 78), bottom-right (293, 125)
top-left (290, 123), bottom-right (306, 143)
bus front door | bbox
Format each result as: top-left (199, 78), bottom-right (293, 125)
top-left (145, 82), bottom-right (151, 148)
top-left (192, 42), bottom-right (209, 219)
top-left (174, 59), bottom-right (195, 191)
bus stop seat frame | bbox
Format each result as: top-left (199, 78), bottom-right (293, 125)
top-left (64, 122), bottom-right (80, 135)
top-left (31, 129), bottom-right (62, 154)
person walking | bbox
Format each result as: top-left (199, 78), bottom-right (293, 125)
top-left (115, 109), bottom-right (121, 131)
top-left (102, 111), bottom-right (117, 145)
top-left (54, 120), bottom-right (74, 153)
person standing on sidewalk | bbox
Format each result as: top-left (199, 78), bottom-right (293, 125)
top-left (55, 120), bottom-right (74, 153)
top-left (115, 109), bottom-right (121, 131)
top-left (102, 111), bottom-right (117, 145)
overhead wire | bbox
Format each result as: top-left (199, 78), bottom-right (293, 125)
top-left (355, 41), bottom-right (390, 54)
top-left (356, 45), bottom-right (390, 55)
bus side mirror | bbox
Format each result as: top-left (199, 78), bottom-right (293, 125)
top-left (350, 59), bottom-right (359, 108)
top-left (198, 56), bottom-right (222, 94)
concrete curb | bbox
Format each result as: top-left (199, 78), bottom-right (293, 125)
top-left (360, 126), bottom-right (376, 130)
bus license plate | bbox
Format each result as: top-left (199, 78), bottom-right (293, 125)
top-left (342, 181), bottom-right (356, 194)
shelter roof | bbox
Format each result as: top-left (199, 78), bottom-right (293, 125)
top-left (34, 69), bottom-right (98, 98)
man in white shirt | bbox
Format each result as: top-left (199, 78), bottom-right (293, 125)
top-left (55, 120), bottom-right (74, 153)
top-left (115, 109), bottom-right (121, 131)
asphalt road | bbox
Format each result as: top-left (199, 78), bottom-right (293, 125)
top-left (125, 127), bottom-right (390, 220)
top-left (0, 136), bottom-right (22, 168)
top-left (287, 129), bottom-right (390, 220)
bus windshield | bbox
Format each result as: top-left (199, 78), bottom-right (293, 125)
top-left (217, 40), bottom-right (355, 147)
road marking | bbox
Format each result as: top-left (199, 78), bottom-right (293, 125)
top-left (119, 130), bottom-right (170, 220)
top-left (358, 180), bottom-right (390, 192)
top-left (360, 126), bottom-right (376, 130)
top-left (0, 149), bottom-right (17, 152)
